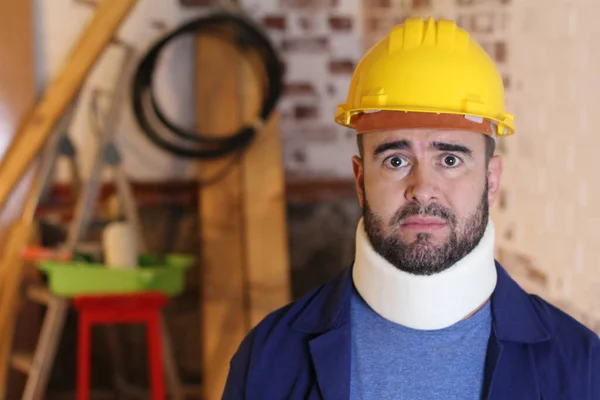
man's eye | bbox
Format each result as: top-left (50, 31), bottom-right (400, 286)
top-left (441, 155), bottom-right (462, 168)
top-left (384, 156), bottom-right (408, 169)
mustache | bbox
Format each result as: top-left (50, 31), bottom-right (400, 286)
top-left (392, 202), bottom-right (457, 226)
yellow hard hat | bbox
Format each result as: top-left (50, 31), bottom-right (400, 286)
top-left (335, 17), bottom-right (515, 137)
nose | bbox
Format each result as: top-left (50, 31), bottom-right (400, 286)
top-left (404, 163), bottom-right (439, 205)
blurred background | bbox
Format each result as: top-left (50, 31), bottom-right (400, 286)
top-left (0, 0), bottom-right (598, 398)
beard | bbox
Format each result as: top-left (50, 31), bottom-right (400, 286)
top-left (363, 181), bottom-right (489, 276)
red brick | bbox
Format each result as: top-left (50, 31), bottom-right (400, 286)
top-left (367, 17), bottom-right (392, 34)
top-left (281, 37), bottom-right (328, 52)
top-left (365, 0), bottom-right (391, 7)
top-left (280, 0), bottom-right (339, 8)
top-left (179, 0), bottom-right (218, 5)
top-left (285, 83), bottom-right (318, 96)
top-left (329, 60), bottom-right (355, 74)
top-left (495, 41), bottom-right (507, 63)
top-left (481, 41), bottom-right (508, 63)
top-left (328, 16), bottom-right (353, 31)
top-left (412, 0), bottom-right (431, 8)
top-left (367, 17), bottom-right (379, 33)
top-left (263, 15), bottom-right (286, 30)
top-left (502, 75), bottom-right (510, 89)
top-left (294, 105), bottom-right (319, 119)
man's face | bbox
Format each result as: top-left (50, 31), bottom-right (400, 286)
top-left (352, 129), bottom-right (503, 276)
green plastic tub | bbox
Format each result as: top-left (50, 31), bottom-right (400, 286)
top-left (37, 253), bottom-right (195, 297)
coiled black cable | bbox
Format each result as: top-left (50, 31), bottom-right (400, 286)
top-left (131, 12), bottom-right (284, 159)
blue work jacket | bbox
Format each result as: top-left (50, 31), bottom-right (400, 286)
top-left (223, 262), bottom-right (600, 399)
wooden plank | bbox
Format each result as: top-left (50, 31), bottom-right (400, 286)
top-left (0, 154), bottom-right (43, 396)
top-left (239, 55), bottom-right (291, 327)
top-left (0, 219), bottom-right (34, 397)
top-left (9, 352), bottom-right (33, 375)
top-left (0, 0), bottom-right (36, 396)
top-left (243, 113), bottom-right (291, 326)
top-left (0, 0), bottom-right (36, 246)
top-left (196, 35), bottom-right (248, 400)
top-left (197, 33), bottom-right (291, 398)
top-left (0, 0), bottom-right (138, 209)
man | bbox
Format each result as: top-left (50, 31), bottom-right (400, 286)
top-left (223, 17), bottom-right (600, 399)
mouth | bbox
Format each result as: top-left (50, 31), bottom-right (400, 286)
top-left (400, 216), bottom-right (448, 232)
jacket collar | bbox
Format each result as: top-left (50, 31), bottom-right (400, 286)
top-left (291, 267), bottom-right (353, 334)
top-left (291, 268), bottom-right (353, 400)
top-left (291, 261), bottom-right (551, 343)
top-left (490, 261), bottom-right (551, 343)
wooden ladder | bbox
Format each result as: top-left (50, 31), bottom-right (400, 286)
top-left (0, 1), bottom-right (139, 395)
top-left (10, 288), bottom-right (68, 400)
top-left (5, 45), bottom-right (188, 399)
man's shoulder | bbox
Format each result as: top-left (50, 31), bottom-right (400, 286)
top-left (253, 282), bottom-right (325, 338)
top-left (223, 275), bottom-right (341, 398)
top-left (528, 293), bottom-right (600, 349)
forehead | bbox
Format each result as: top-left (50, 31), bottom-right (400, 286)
top-left (362, 129), bottom-right (486, 151)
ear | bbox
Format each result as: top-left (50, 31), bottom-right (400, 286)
top-left (486, 154), bottom-right (503, 207)
top-left (352, 155), bottom-right (365, 208)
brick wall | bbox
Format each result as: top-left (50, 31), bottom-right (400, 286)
top-left (242, 0), bottom-right (363, 177)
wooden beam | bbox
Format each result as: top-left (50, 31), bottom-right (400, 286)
top-left (0, 179), bottom-right (38, 397)
top-left (196, 34), bottom-right (291, 399)
top-left (243, 113), bottom-right (291, 327)
top-left (196, 35), bottom-right (248, 400)
top-left (0, 0), bottom-right (36, 244)
top-left (239, 57), bottom-right (291, 327)
top-left (38, 177), bottom-right (357, 214)
top-left (0, 0), bottom-right (138, 209)
top-left (0, 0), bottom-right (36, 396)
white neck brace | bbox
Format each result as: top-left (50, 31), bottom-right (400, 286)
top-left (352, 218), bottom-right (497, 330)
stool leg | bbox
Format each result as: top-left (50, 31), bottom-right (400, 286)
top-left (161, 315), bottom-right (184, 400)
top-left (77, 312), bottom-right (92, 400)
top-left (146, 312), bottom-right (165, 400)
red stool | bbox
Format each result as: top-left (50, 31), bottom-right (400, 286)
top-left (73, 292), bottom-right (168, 400)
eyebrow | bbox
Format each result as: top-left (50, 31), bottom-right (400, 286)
top-left (373, 140), bottom-right (410, 156)
top-left (431, 141), bottom-right (473, 157)
top-left (373, 139), bottom-right (473, 158)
